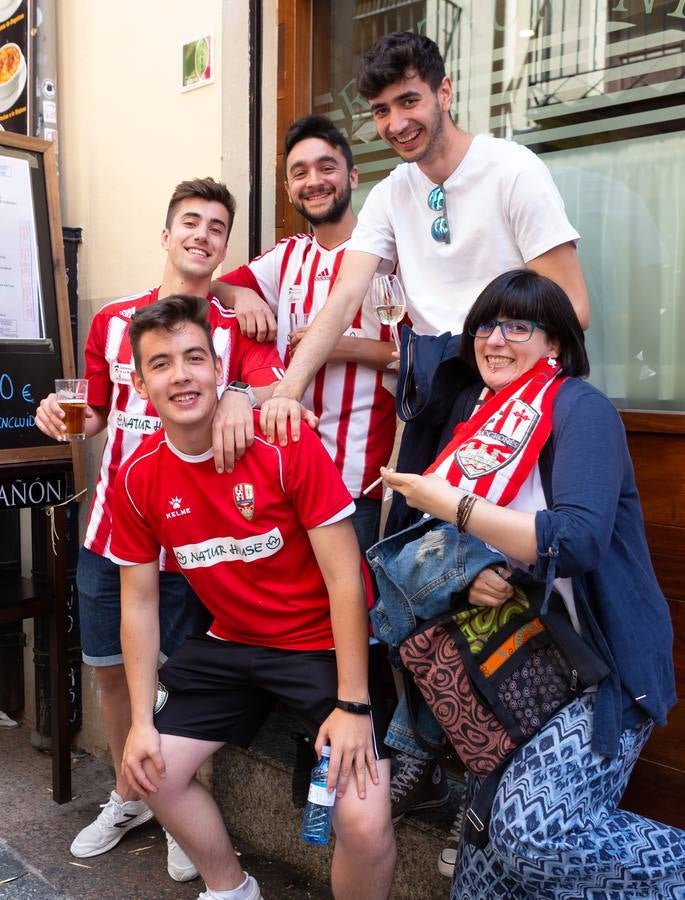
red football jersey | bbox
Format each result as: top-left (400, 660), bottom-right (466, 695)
top-left (83, 288), bottom-right (284, 564)
top-left (111, 419), bottom-right (357, 651)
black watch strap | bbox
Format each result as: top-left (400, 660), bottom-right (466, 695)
top-left (335, 699), bottom-right (372, 715)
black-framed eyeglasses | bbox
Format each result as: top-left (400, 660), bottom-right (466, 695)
top-left (469, 319), bottom-right (548, 342)
top-left (427, 184), bottom-right (450, 244)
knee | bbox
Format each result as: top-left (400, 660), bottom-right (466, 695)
top-left (94, 664), bottom-right (128, 697)
top-left (334, 805), bottom-right (395, 861)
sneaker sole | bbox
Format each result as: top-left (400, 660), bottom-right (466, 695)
top-left (437, 855), bottom-right (456, 878)
top-left (168, 866), bottom-right (199, 882)
top-left (70, 808), bottom-right (155, 858)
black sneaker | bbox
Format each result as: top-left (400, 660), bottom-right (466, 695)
top-left (390, 752), bottom-right (450, 823)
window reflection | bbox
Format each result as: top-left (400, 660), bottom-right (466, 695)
top-left (312, 1), bottom-right (685, 409)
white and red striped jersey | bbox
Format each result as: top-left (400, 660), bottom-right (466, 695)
top-left (83, 287), bottom-right (284, 564)
top-left (221, 234), bottom-right (397, 498)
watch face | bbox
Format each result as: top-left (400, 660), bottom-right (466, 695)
top-left (230, 381), bottom-right (249, 390)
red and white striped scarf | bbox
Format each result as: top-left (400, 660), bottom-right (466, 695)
top-left (425, 357), bottom-right (566, 507)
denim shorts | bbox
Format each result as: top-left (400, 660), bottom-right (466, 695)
top-left (76, 546), bottom-right (212, 667)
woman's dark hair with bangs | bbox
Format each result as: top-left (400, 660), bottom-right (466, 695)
top-left (460, 269), bottom-right (589, 378)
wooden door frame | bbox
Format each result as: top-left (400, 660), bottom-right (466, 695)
top-left (275, 0), bottom-right (312, 242)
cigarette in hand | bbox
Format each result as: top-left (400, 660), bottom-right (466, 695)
top-left (362, 468), bottom-right (393, 496)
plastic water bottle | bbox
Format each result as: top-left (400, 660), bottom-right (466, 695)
top-left (301, 745), bottom-right (335, 845)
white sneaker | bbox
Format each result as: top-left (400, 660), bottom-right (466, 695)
top-left (70, 790), bottom-right (154, 858)
top-left (197, 872), bottom-right (263, 899)
top-left (437, 811), bottom-right (462, 878)
top-left (166, 829), bottom-right (199, 882)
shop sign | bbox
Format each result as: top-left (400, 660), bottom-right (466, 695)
top-left (0, 472), bottom-right (67, 508)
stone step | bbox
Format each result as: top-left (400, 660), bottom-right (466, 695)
top-left (212, 708), bottom-right (462, 899)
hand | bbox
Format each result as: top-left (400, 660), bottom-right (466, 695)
top-left (212, 390), bottom-right (254, 473)
top-left (35, 393), bottom-right (97, 441)
top-left (469, 566), bottom-right (513, 608)
top-left (288, 326), bottom-right (309, 353)
top-left (234, 294), bottom-right (277, 343)
top-left (259, 395), bottom-right (302, 445)
top-left (315, 708), bottom-right (379, 801)
top-left (299, 404), bottom-right (318, 431)
top-left (380, 468), bottom-right (457, 520)
top-left (122, 723), bottom-right (165, 796)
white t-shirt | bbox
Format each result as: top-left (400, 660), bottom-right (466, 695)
top-left (220, 235), bottom-right (397, 498)
top-left (348, 134), bottom-right (580, 336)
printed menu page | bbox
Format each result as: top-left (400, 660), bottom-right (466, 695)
top-left (0, 152), bottom-right (44, 340)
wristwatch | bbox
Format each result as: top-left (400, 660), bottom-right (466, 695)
top-left (227, 380), bottom-right (257, 408)
top-left (336, 699), bottom-right (372, 715)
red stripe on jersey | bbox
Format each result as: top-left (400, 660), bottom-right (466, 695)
top-left (279, 237), bottom-right (301, 290)
top-left (333, 362), bottom-right (356, 472)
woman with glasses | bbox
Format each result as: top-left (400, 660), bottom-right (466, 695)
top-left (381, 269), bottom-right (683, 897)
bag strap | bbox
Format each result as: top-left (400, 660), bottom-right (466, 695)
top-left (462, 758), bottom-right (511, 848)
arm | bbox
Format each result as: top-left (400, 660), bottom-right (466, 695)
top-left (289, 330), bottom-right (396, 372)
top-left (383, 389), bottom-right (624, 577)
top-left (210, 385), bottom-right (318, 473)
top-left (120, 562), bottom-right (166, 796)
top-left (35, 396), bottom-right (107, 441)
top-left (211, 279), bottom-right (277, 343)
top-left (382, 468), bottom-right (539, 564)
top-left (528, 241), bottom-right (590, 330)
top-left (260, 250), bottom-right (381, 444)
top-left (308, 520), bottom-right (378, 800)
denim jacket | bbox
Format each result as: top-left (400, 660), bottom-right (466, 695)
top-left (367, 516), bottom-right (505, 757)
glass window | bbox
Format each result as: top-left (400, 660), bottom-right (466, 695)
top-left (312, 1), bottom-right (685, 410)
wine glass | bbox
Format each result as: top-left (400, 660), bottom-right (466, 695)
top-left (371, 274), bottom-right (407, 350)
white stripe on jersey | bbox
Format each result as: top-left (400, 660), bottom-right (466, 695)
top-left (246, 234), bottom-right (397, 497)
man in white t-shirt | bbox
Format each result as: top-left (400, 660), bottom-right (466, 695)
top-left (260, 31), bottom-right (588, 443)
top-left (214, 115), bottom-right (397, 554)
top-left (258, 31), bottom-right (589, 876)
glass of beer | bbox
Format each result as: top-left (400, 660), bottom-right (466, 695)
top-left (55, 378), bottom-right (88, 441)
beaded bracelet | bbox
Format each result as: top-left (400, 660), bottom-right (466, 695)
top-left (456, 492), bottom-right (477, 533)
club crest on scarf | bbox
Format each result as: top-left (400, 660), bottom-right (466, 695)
top-left (233, 483), bottom-right (255, 521)
top-left (456, 399), bottom-right (539, 479)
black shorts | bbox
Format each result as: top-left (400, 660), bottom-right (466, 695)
top-left (154, 634), bottom-right (391, 759)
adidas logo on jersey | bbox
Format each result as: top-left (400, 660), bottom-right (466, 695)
top-left (314, 267), bottom-right (331, 282)
top-left (118, 306), bottom-right (137, 319)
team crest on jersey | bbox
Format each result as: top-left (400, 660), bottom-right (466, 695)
top-left (456, 400), bottom-right (538, 478)
top-left (233, 483), bottom-right (255, 520)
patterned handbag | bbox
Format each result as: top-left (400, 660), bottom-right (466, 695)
top-left (399, 571), bottom-right (609, 778)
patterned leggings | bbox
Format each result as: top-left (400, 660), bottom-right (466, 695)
top-left (452, 695), bottom-right (685, 899)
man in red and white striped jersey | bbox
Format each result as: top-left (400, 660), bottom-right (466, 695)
top-left (214, 115), bottom-right (397, 554)
top-left (35, 178), bottom-right (286, 881)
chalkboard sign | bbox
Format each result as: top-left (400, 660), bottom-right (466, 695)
top-left (0, 132), bottom-right (78, 477)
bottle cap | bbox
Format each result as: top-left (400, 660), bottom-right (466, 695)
top-left (321, 745), bottom-right (331, 758)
